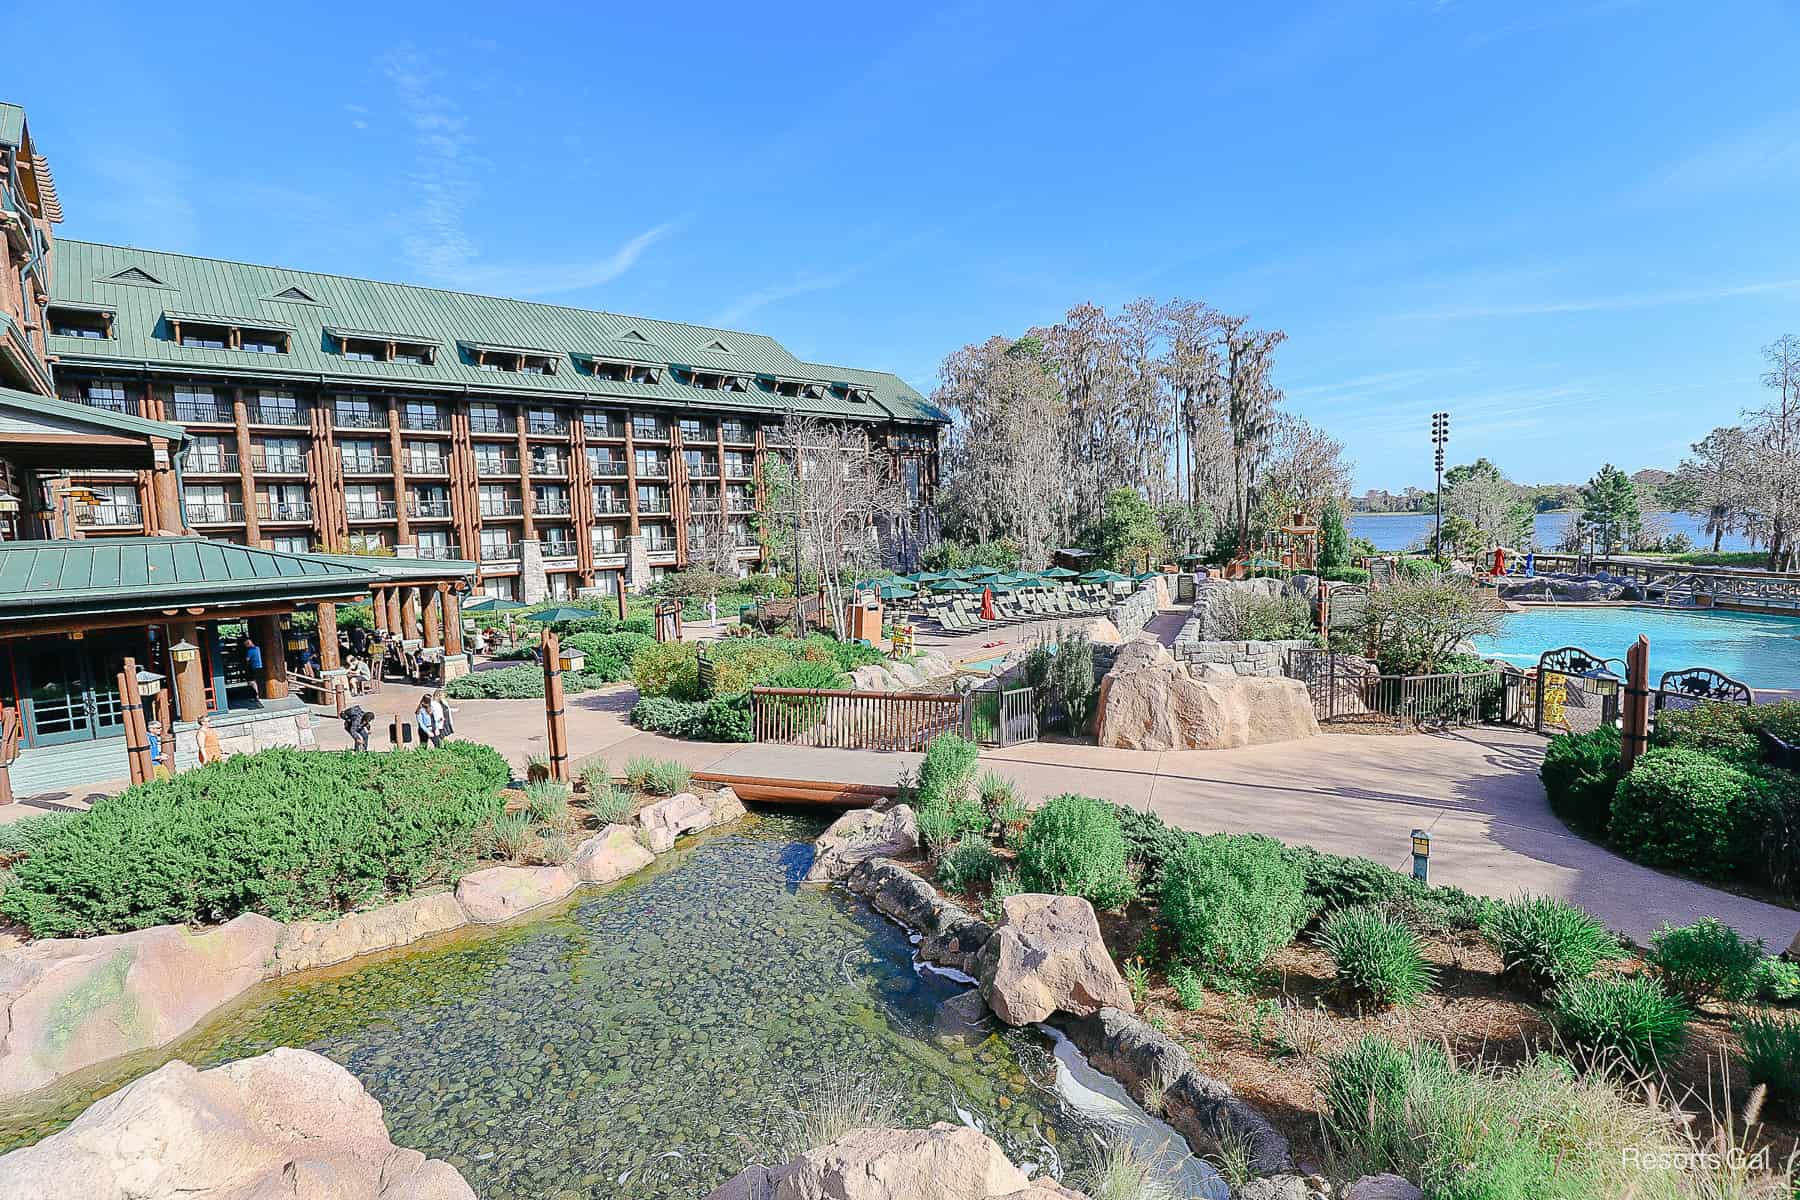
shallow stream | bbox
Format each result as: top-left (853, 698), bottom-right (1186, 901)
top-left (1, 814), bottom-right (1215, 1197)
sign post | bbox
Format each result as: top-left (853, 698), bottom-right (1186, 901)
top-left (542, 628), bottom-right (570, 783)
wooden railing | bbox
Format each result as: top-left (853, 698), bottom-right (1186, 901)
top-left (0, 704), bottom-right (20, 804)
top-left (750, 687), bottom-right (969, 750)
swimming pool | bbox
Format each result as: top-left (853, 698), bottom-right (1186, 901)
top-left (1472, 605), bottom-right (1800, 691)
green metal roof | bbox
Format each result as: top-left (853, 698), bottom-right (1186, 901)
top-left (0, 104), bottom-right (24, 150)
top-left (0, 384), bottom-right (188, 446)
top-left (0, 537), bottom-right (378, 625)
top-left (307, 552), bottom-right (479, 585)
top-left (46, 240), bottom-right (947, 426)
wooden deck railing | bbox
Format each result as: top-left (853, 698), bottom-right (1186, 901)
top-left (750, 687), bottom-right (969, 750)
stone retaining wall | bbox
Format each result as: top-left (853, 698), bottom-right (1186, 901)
top-left (1106, 581), bottom-right (1163, 640)
top-left (0, 787), bottom-right (746, 1099)
top-left (1170, 632), bottom-right (1315, 677)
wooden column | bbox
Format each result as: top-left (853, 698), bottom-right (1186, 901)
top-left (400, 586), bottom-right (421, 642)
top-left (252, 613), bottom-right (288, 699)
top-left (118, 658), bottom-right (151, 785)
top-left (152, 438), bottom-right (184, 534)
top-left (387, 397), bottom-right (412, 546)
top-left (371, 587), bottom-right (389, 635)
top-left (516, 408), bottom-right (537, 542)
top-left (232, 390), bottom-right (262, 545)
top-left (169, 621), bottom-right (208, 723)
top-left (441, 586), bottom-right (463, 656)
top-left (541, 628), bottom-right (569, 782)
top-left (1621, 634), bottom-right (1651, 772)
top-left (386, 587), bottom-right (403, 634)
top-left (422, 586), bottom-right (442, 648)
top-left (317, 601), bottom-right (341, 672)
top-left (623, 415), bottom-right (640, 536)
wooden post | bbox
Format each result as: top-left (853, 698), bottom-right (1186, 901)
top-left (1622, 634), bottom-right (1651, 772)
top-left (371, 587), bottom-right (388, 636)
top-left (169, 621), bottom-right (208, 724)
top-left (441, 586), bottom-right (463, 656)
top-left (386, 588), bottom-right (403, 637)
top-left (422, 586), bottom-right (442, 648)
top-left (317, 601), bottom-right (341, 672)
top-left (400, 587), bottom-right (421, 643)
top-left (118, 658), bottom-right (152, 784)
top-left (541, 628), bottom-right (570, 782)
top-left (0, 703), bottom-right (15, 804)
top-left (616, 583), bottom-right (627, 623)
top-left (253, 614), bottom-right (288, 700)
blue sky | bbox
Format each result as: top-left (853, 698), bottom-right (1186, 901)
top-left (12, 1), bottom-right (1798, 490)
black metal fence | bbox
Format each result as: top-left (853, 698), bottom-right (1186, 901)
top-left (1284, 648), bottom-right (1503, 730)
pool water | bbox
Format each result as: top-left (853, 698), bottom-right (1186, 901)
top-left (0, 815), bottom-right (1214, 1197)
top-left (1473, 605), bottom-right (1800, 691)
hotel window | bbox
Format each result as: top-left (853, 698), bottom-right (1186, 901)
top-left (727, 484), bottom-right (753, 510)
top-left (48, 306), bottom-right (111, 338)
top-left (590, 525), bottom-right (621, 555)
top-left (479, 528), bottom-right (515, 560)
top-left (527, 407), bottom-right (566, 435)
top-left (588, 570), bottom-right (620, 597)
top-left (531, 446), bottom-right (566, 476)
top-left (339, 439), bottom-right (387, 472)
top-left (585, 446), bottom-right (625, 476)
top-left (416, 529), bottom-right (452, 557)
top-left (484, 575), bottom-right (518, 600)
top-left (344, 484), bottom-right (388, 519)
top-left (403, 441), bottom-right (447, 473)
top-left (636, 484), bottom-right (670, 514)
top-left (683, 449), bottom-right (717, 478)
top-left (473, 443), bottom-right (515, 473)
top-left (270, 535), bottom-right (309, 554)
top-left (641, 521), bottom-right (673, 552)
top-left (240, 328), bottom-right (285, 353)
top-left (468, 402), bottom-right (507, 433)
top-left (190, 435), bottom-right (234, 472)
top-left (173, 385), bottom-right (227, 422)
top-left (583, 409), bottom-right (624, 438)
top-left (479, 484), bottom-right (517, 516)
top-left (593, 485), bottom-right (627, 515)
top-left (392, 346), bottom-right (430, 365)
top-left (411, 485), bottom-right (451, 518)
top-left (634, 448), bottom-right (667, 478)
top-left (343, 339), bottom-right (380, 362)
top-left (261, 484), bottom-right (310, 522)
top-left (721, 418), bottom-right (754, 443)
top-left (724, 450), bottom-right (755, 479)
top-left (250, 390), bottom-right (302, 424)
top-left (533, 484), bottom-right (570, 515)
top-left (334, 396), bottom-right (381, 428)
top-left (678, 417), bottom-right (713, 443)
top-left (631, 413), bottom-right (667, 441)
top-left (402, 400), bottom-right (444, 430)
top-left (179, 323), bottom-right (229, 350)
top-left (258, 438), bottom-right (307, 471)
top-left (548, 573), bottom-right (573, 599)
top-left (66, 380), bottom-right (133, 414)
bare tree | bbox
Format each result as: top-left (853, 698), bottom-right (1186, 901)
top-left (1749, 334), bottom-right (1800, 569)
top-left (1677, 426), bottom-right (1753, 553)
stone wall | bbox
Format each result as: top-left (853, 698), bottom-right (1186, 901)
top-left (172, 700), bottom-right (315, 770)
top-left (1106, 582), bottom-right (1161, 640)
top-left (1169, 634), bottom-right (1315, 677)
top-left (1188, 576), bottom-right (1293, 640)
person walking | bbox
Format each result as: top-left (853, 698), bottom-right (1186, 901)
top-left (341, 704), bottom-right (373, 751)
top-left (414, 693), bottom-right (440, 747)
top-left (706, 594), bottom-right (718, 628)
top-left (196, 714), bottom-right (224, 765)
top-left (430, 689), bottom-right (456, 740)
top-left (242, 637), bottom-right (263, 698)
top-left (146, 719), bottom-right (170, 780)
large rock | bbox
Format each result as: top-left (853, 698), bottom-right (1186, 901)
top-left (1095, 635), bottom-right (1318, 751)
top-left (703, 1123), bottom-right (1054, 1200)
top-left (636, 791), bottom-right (712, 852)
top-left (270, 893), bottom-right (466, 976)
top-left (806, 805), bottom-right (920, 883)
top-left (852, 663), bottom-right (902, 692)
top-left (1080, 617), bottom-right (1124, 645)
top-left (453, 865), bottom-right (578, 924)
top-left (1344, 1175), bottom-right (1424, 1200)
top-left (845, 858), bottom-right (992, 974)
top-left (703, 784), bottom-right (748, 825)
top-left (570, 824), bottom-right (655, 884)
top-left (975, 893), bottom-right (1134, 1026)
top-left (0, 913), bottom-right (281, 1098)
top-left (0, 1047), bottom-right (474, 1199)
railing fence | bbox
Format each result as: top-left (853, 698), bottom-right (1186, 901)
top-left (750, 687), bottom-right (969, 750)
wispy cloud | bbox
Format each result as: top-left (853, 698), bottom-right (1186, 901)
top-left (1398, 277), bottom-right (1800, 321)
top-left (381, 45), bottom-right (672, 297)
top-left (1645, 115), bottom-right (1800, 200)
top-left (84, 151), bottom-right (197, 250)
top-left (709, 270), bottom-right (859, 328)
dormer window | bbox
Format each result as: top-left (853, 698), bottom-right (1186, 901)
top-left (181, 323), bottom-right (230, 350)
top-left (466, 342), bottom-right (560, 375)
top-left (330, 328), bottom-right (439, 365)
top-left (48, 305), bottom-right (113, 339)
top-left (682, 369), bottom-right (753, 392)
top-left (165, 312), bottom-right (292, 353)
top-left (828, 384), bottom-right (875, 403)
top-left (587, 358), bottom-right (664, 385)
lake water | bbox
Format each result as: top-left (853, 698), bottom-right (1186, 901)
top-left (1472, 605), bottom-right (1800, 692)
top-left (0, 815), bottom-right (1218, 1198)
top-left (1348, 511), bottom-right (1754, 553)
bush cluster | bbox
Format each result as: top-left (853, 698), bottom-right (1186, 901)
top-left (445, 662), bottom-right (622, 699)
top-left (1645, 918), bottom-right (1767, 1004)
top-left (1160, 832), bottom-right (1308, 983)
top-left (1550, 974), bottom-right (1691, 1070)
top-left (937, 836), bottom-right (998, 893)
top-left (1539, 726), bottom-right (1623, 837)
top-left (0, 743), bottom-right (509, 937)
top-left (912, 733), bottom-right (986, 856)
top-left (1015, 794), bottom-right (1136, 910)
top-left (623, 756), bottom-right (691, 795)
top-left (1480, 894), bottom-right (1622, 996)
top-left (1737, 1012), bottom-right (1800, 1110)
top-left (628, 693), bottom-right (753, 742)
top-left (1317, 905), bottom-right (1436, 1008)
top-left (631, 641), bottom-right (701, 700)
top-left (1607, 748), bottom-right (1768, 880)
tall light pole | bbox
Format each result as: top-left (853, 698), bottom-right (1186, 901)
top-left (1431, 412), bottom-right (1449, 559)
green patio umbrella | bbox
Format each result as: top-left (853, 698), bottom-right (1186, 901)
top-left (1132, 571), bottom-right (1163, 582)
top-left (1080, 569), bottom-right (1130, 583)
top-left (1039, 566), bottom-right (1078, 578)
top-left (462, 597), bottom-right (526, 614)
top-left (912, 571), bottom-right (951, 583)
top-left (875, 581), bottom-right (917, 600)
top-left (931, 579), bottom-right (978, 591)
top-left (521, 606), bottom-right (603, 623)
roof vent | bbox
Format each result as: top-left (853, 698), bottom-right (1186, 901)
top-left (268, 285), bottom-right (319, 303)
top-left (617, 329), bottom-right (652, 343)
top-left (705, 339), bottom-right (733, 353)
top-left (103, 266), bottom-right (167, 287)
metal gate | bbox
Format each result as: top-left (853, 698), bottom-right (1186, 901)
top-left (1533, 646), bottom-right (1620, 735)
top-left (996, 686), bottom-right (1038, 747)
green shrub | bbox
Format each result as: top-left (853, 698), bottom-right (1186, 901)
top-left (1737, 1012), bottom-right (1800, 1109)
top-left (1539, 726), bottom-right (1623, 837)
top-left (0, 746), bottom-right (507, 937)
top-left (1321, 566), bottom-right (1370, 584)
top-left (1284, 844), bottom-right (1492, 932)
top-left (1645, 918), bottom-right (1766, 1004)
top-left (0, 811), bottom-right (83, 860)
top-left (1213, 590), bottom-right (1315, 641)
top-left (1016, 794), bottom-right (1136, 910)
top-left (620, 614), bottom-right (654, 635)
top-left (631, 641), bottom-right (701, 700)
top-left (977, 770), bottom-right (1017, 814)
top-left (491, 810), bottom-right (533, 860)
top-left (1048, 633), bottom-right (1098, 732)
top-left (1167, 964), bottom-right (1205, 1011)
top-left (584, 785), bottom-right (634, 826)
top-left (1317, 906), bottom-right (1436, 1008)
top-left (1160, 832), bottom-right (1307, 982)
top-left (579, 759), bottom-right (611, 796)
top-left (763, 658), bottom-right (850, 692)
top-left (1651, 699), bottom-right (1767, 765)
top-left (1113, 805), bottom-right (1189, 894)
top-left (707, 641), bottom-right (799, 695)
top-left (1608, 747), bottom-right (1768, 879)
top-left (701, 693), bottom-right (753, 742)
top-left (916, 733), bottom-right (979, 810)
top-left (523, 781), bottom-right (572, 826)
top-left (982, 867), bottom-right (1022, 925)
top-left (916, 795), bottom-right (987, 858)
top-left (1750, 955), bottom-right (1800, 1002)
top-left (1550, 974), bottom-right (1690, 1069)
top-left (1325, 1036), bottom-right (1416, 1174)
top-left (624, 756), bottom-right (659, 791)
top-left (630, 695), bottom-right (709, 738)
top-left (937, 836), bottom-right (998, 893)
top-left (1481, 894), bottom-right (1622, 996)
top-left (444, 662), bottom-right (622, 699)
top-left (644, 760), bottom-right (692, 796)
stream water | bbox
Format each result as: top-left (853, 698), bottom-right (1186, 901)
top-left (0, 814), bottom-right (1217, 1198)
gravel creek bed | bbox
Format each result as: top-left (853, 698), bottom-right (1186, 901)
top-left (0, 814), bottom-right (1140, 1198)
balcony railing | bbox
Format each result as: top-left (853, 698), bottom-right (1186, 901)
top-left (256, 500), bottom-right (314, 523)
top-left (246, 404), bottom-right (305, 426)
top-left (584, 419), bottom-right (625, 440)
top-left (721, 426), bottom-right (755, 444)
top-left (404, 456), bottom-right (449, 475)
top-left (479, 498), bottom-right (525, 517)
top-left (333, 409), bottom-right (386, 429)
top-left (534, 497), bottom-right (572, 516)
top-left (686, 461), bottom-right (720, 478)
top-left (527, 416), bottom-right (569, 436)
top-left (479, 542), bottom-right (518, 562)
top-left (76, 395), bottom-right (141, 416)
top-left (76, 503), bottom-right (143, 528)
top-left (416, 543), bottom-right (462, 561)
top-left (644, 538), bottom-right (676, 554)
top-left (188, 452), bottom-right (240, 473)
top-left (469, 413), bottom-right (510, 434)
top-left (591, 541), bottom-right (623, 557)
top-left (530, 459), bottom-right (568, 478)
top-left (400, 411), bottom-right (448, 431)
top-left (592, 495), bottom-right (629, 515)
top-left (252, 452), bottom-right (309, 473)
top-left (186, 502), bottom-right (245, 524)
top-left (728, 494), bottom-right (756, 512)
top-left (637, 500), bottom-right (671, 516)
top-left (475, 456), bottom-right (521, 474)
top-left (409, 498), bottom-right (453, 518)
top-left (541, 539), bottom-right (577, 558)
top-left (587, 456), bottom-right (628, 476)
top-left (340, 454), bottom-right (394, 474)
top-left (173, 399), bottom-right (233, 423)
top-left (690, 499), bottom-right (721, 514)
top-left (636, 462), bottom-right (669, 479)
top-left (345, 500), bottom-right (397, 521)
top-left (632, 424), bottom-right (669, 442)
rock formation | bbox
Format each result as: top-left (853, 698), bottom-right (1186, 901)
top-left (570, 823), bottom-right (656, 884)
top-left (975, 893), bottom-right (1134, 1025)
top-left (805, 805), bottom-right (920, 882)
top-left (636, 791), bottom-right (714, 852)
top-left (454, 865), bottom-right (578, 924)
top-left (704, 1123), bottom-right (1089, 1200)
top-left (0, 1047), bottom-right (475, 1199)
top-left (1095, 636), bottom-right (1319, 751)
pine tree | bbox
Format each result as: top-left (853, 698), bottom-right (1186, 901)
top-left (1318, 498), bottom-right (1349, 572)
top-left (1580, 464), bottom-right (1641, 554)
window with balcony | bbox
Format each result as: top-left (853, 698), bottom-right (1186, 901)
top-left (254, 437), bottom-right (308, 472)
top-left (548, 573), bottom-right (574, 600)
top-left (724, 450), bottom-right (755, 479)
top-left (343, 483), bottom-right (393, 521)
top-left (678, 418), bottom-right (714, 443)
top-left (339, 440), bottom-right (390, 474)
top-left (541, 527), bottom-right (576, 557)
top-left (631, 413), bottom-right (667, 441)
top-left (402, 401), bottom-right (445, 431)
top-left (483, 575), bottom-right (518, 600)
top-left (269, 535), bottom-right (310, 554)
top-left (585, 447), bottom-right (626, 476)
top-left (641, 522), bottom-right (674, 553)
top-left (173, 385), bottom-right (229, 423)
top-left (634, 448), bottom-right (668, 478)
top-left (258, 484), bottom-right (311, 523)
top-left (683, 449), bottom-right (719, 478)
top-left (583, 410), bottom-right (625, 439)
top-left (533, 484), bottom-right (571, 516)
top-left (590, 525), bottom-right (622, 555)
top-left (48, 306), bottom-right (112, 339)
top-left (64, 381), bottom-right (135, 415)
top-left (189, 435), bottom-right (237, 473)
top-left (479, 528), bottom-right (516, 561)
top-left (526, 407), bottom-right (567, 436)
top-left (76, 483), bottom-right (141, 529)
top-left (530, 446), bottom-right (567, 477)
top-left (410, 486), bottom-right (452, 519)
top-left (185, 484), bottom-right (241, 524)
top-left (473, 444), bottom-right (519, 474)
top-left (727, 484), bottom-right (754, 511)
top-left (344, 531), bottom-right (389, 553)
top-left (731, 519), bottom-right (756, 548)
top-left (248, 390), bottom-right (303, 424)
top-left (468, 402), bottom-right (509, 434)
top-left (416, 530), bottom-right (454, 559)
top-left (403, 441), bottom-right (447, 474)
top-left (636, 484), bottom-right (671, 515)
top-left (592, 486), bottom-right (628, 516)
top-left (334, 397), bottom-right (383, 429)
top-left (690, 484), bottom-right (720, 514)
top-left (479, 484), bottom-right (521, 518)
top-left (721, 419), bottom-right (755, 443)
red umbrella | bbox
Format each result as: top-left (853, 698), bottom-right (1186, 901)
top-left (980, 586), bottom-right (997, 621)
